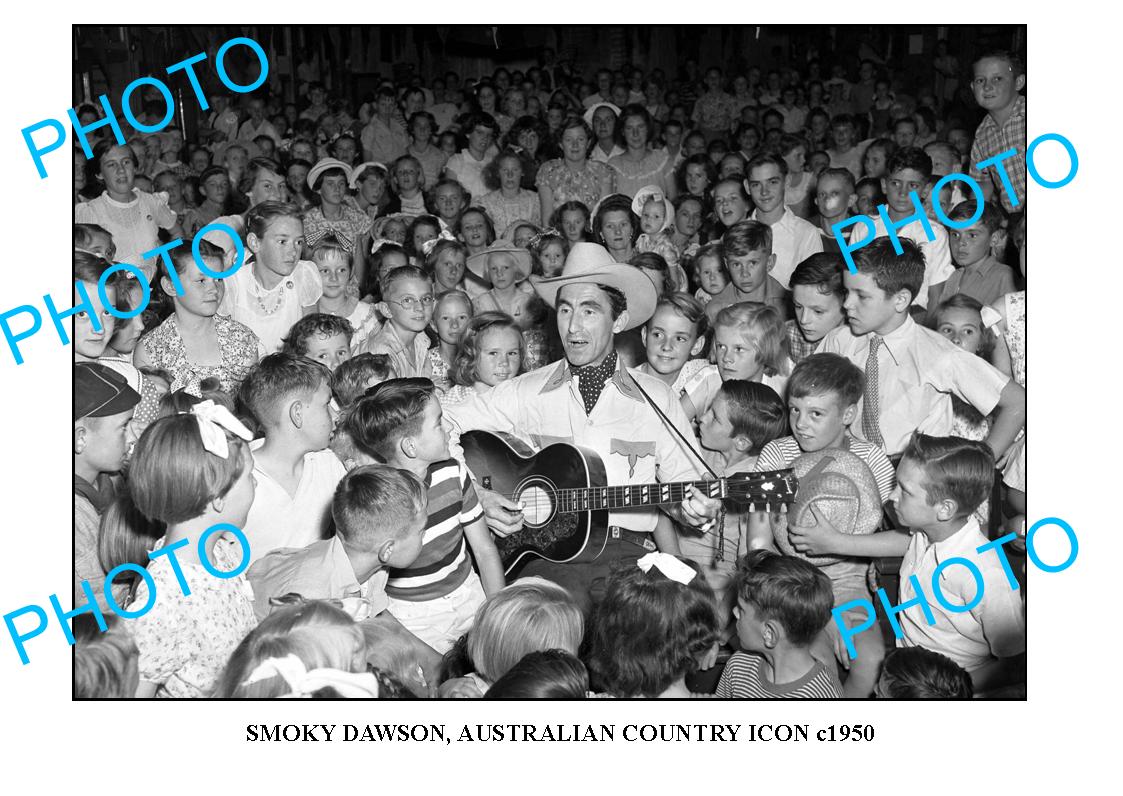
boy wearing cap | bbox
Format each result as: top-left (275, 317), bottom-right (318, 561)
top-left (74, 362), bottom-right (140, 604)
top-left (444, 242), bottom-right (721, 609)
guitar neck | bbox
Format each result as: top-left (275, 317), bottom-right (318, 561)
top-left (556, 480), bottom-right (721, 512)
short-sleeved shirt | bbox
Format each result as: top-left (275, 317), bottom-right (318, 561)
top-left (682, 363), bottom-right (790, 421)
top-left (218, 260), bottom-right (323, 353)
top-left (849, 214), bottom-right (955, 309)
top-left (241, 445), bottom-right (347, 564)
top-left (898, 517), bottom-right (1026, 672)
top-left (444, 149), bottom-right (494, 203)
top-left (246, 535), bottom-right (390, 623)
top-left (716, 652), bottom-right (842, 698)
top-left (704, 279), bottom-right (790, 323)
top-left (361, 117), bottom-right (409, 165)
top-left (477, 189), bottom-right (542, 234)
top-left (137, 314), bottom-right (263, 396)
top-left (969, 96), bottom-right (1027, 214)
top-left (535, 159), bottom-right (615, 210)
top-left (444, 358), bottom-right (705, 534)
top-left (752, 208), bottom-right (824, 289)
top-left (131, 540), bottom-right (257, 698)
top-left (362, 322), bottom-right (433, 379)
top-left (935, 257), bottom-right (1017, 309)
top-left (75, 190), bottom-right (178, 279)
top-left (386, 459), bottom-right (484, 602)
top-left (819, 316), bottom-right (1010, 457)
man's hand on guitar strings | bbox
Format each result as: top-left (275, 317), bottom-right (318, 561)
top-left (678, 484), bottom-right (721, 532)
top-left (479, 487), bottom-right (525, 538)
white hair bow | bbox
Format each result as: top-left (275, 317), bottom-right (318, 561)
top-left (242, 654), bottom-right (381, 698)
top-left (370, 237), bottom-right (397, 256)
top-left (637, 552), bottom-right (696, 585)
top-left (189, 399), bottom-right (253, 459)
top-left (420, 228), bottom-right (457, 257)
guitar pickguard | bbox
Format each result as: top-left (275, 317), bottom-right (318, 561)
top-left (495, 510), bottom-right (583, 564)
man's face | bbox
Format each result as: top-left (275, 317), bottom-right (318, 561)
top-left (556, 283), bottom-right (626, 367)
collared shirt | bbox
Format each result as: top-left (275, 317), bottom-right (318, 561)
top-left (849, 214), bottom-right (955, 309)
top-left (819, 316), bottom-right (1010, 456)
top-left (363, 322), bottom-right (434, 379)
top-left (444, 357), bottom-right (706, 533)
top-left (704, 278), bottom-right (789, 323)
top-left (361, 116), bottom-right (409, 165)
top-left (969, 95), bottom-right (1027, 213)
top-left (753, 207), bottom-right (824, 289)
top-left (589, 144), bottom-right (626, 164)
top-left (936, 256), bottom-right (1017, 309)
top-left (247, 536), bottom-right (390, 623)
top-left (897, 517), bottom-right (1026, 673)
top-left (242, 444), bottom-right (347, 564)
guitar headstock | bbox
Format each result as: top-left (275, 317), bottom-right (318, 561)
top-left (723, 469), bottom-right (798, 511)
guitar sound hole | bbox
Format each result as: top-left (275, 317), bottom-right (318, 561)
top-left (519, 484), bottom-right (554, 526)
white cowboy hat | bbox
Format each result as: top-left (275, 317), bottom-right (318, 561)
top-left (530, 242), bottom-right (656, 331)
top-left (307, 158), bottom-right (354, 190)
top-left (466, 239), bottom-right (534, 285)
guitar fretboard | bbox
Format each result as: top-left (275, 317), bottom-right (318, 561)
top-left (556, 480), bottom-right (721, 513)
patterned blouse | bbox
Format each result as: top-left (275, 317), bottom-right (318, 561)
top-left (303, 203), bottom-right (374, 252)
top-left (131, 539), bottom-right (257, 698)
top-left (138, 314), bottom-right (263, 396)
top-left (535, 159), bottom-right (615, 210)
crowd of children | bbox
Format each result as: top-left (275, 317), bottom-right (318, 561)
top-left (72, 38), bottom-right (1028, 699)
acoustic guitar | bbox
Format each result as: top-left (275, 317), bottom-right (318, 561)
top-left (461, 430), bottom-right (798, 574)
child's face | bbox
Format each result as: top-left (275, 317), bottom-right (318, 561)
top-left (434, 185), bottom-right (464, 220)
top-left (815, 174), bottom-right (853, 222)
top-left (377, 251), bottom-right (409, 282)
top-left (459, 213), bottom-right (490, 249)
top-left (783, 146), bottom-right (806, 176)
top-left (643, 305), bottom-right (701, 377)
top-left (487, 253), bottom-right (521, 290)
top-left (249, 168), bottom-right (285, 207)
top-left (395, 161), bottom-right (421, 193)
top-left (791, 284), bottom-right (845, 343)
top-left (675, 200), bottom-right (703, 239)
top-left (856, 184), bottom-right (880, 216)
top-left (560, 209), bottom-right (586, 242)
top-left (513, 225), bottom-right (535, 250)
top-left (316, 252), bottom-right (352, 299)
top-left (334, 138), bottom-right (357, 164)
top-left (684, 135), bottom-right (707, 158)
top-left (387, 511), bottom-right (429, 569)
top-left (640, 200), bottom-right (667, 235)
top-left (684, 164), bottom-right (710, 196)
top-left (78, 407), bottom-right (135, 475)
top-left (412, 224), bottom-right (439, 256)
top-left (172, 257), bottom-right (224, 317)
top-left (842, 269), bottom-right (902, 336)
top-left (664, 126), bottom-right (683, 150)
top-left (497, 156), bottom-right (523, 193)
top-left (291, 141), bottom-right (316, 163)
top-left (475, 326), bottom-right (523, 387)
top-left (109, 284), bottom-right (146, 355)
top-left (733, 597), bottom-right (768, 654)
top-left (319, 173), bottom-right (349, 205)
top-left (714, 325), bottom-right (764, 382)
top-left (433, 248), bottom-right (466, 289)
top-left (439, 134), bottom-right (459, 157)
top-left (713, 183), bottom-right (749, 227)
top-left (699, 392), bottom-right (736, 453)
top-left (893, 124), bottom-right (917, 150)
top-left (949, 222), bottom-right (993, 268)
top-left (296, 380), bottom-right (338, 451)
top-left (287, 164), bottom-right (310, 195)
top-left (808, 152), bottom-right (830, 176)
top-left (747, 163), bottom-right (785, 215)
top-left (433, 296), bottom-right (472, 345)
top-left (75, 281), bottom-right (117, 359)
top-left (381, 277), bottom-right (435, 333)
top-left (936, 306), bottom-right (985, 355)
top-left (726, 248), bottom-right (773, 295)
top-left (358, 172), bottom-right (387, 204)
top-left (201, 172), bottom-right (230, 204)
top-left (410, 395), bottom-right (451, 463)
top-left (972, 57), bottom-right (1023, 114)
top-left (863, 147), bottom-right (888, 179)
top-left (947, 129), bottom-right (972, 158)
top-left (251, 216), bottom-right (304, 278)
top-left (890, 458), bottom-right (942, 530)
top-left (883, 168), bottom-right (927, 215)
top-left (718, 155), bottom-right (745, 181)
top-left (695, 255), bottom-right (728, 296)
top-left (155, 174), bottom-right (183, 205)
top-left (832, 124), bottom-right (854, 150)
top-left (82, 230), bottom-right (117, 262)
top-left (305, 332), bottom-right (352, 372)
top-left (538, 241), bottom-right (566, 277)
top-left (382, 220), bottom-right (408, 246)
top-left (926, 147), bottom-right (957, 177)
top-left (789, 391), bottom-right (854, 453)
top-left (190, 149), bottom-right (211, 173)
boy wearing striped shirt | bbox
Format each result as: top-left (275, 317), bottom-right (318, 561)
top-left (362, 378), bottom-right (505, 653)
top-left (716, 550), bottom-right (842, 698)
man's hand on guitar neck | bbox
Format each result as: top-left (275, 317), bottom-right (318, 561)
top-left (667, 484), bottom-right (721, 533)
top-left (479, 487), bottom-right (526, 538)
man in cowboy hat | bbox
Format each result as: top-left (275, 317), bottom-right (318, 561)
top-left (444, 242), bottom-right (720, 606)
